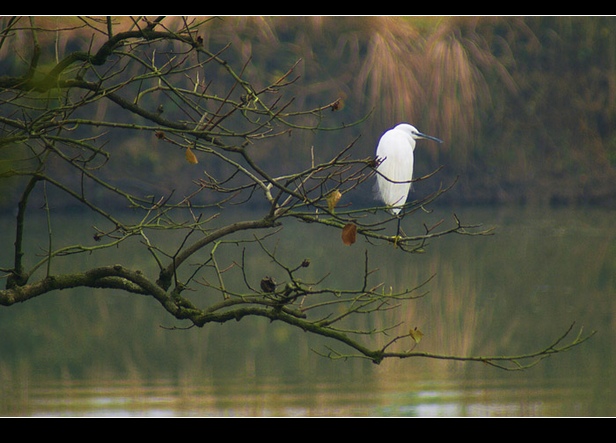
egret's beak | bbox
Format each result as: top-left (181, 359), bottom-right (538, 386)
top-left (415, 131), bottom-right (443, 144)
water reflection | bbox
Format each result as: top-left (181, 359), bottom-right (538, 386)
top-left (0, 205), bottom-right (614, 416)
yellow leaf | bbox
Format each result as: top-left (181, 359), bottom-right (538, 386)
top-left (185, 147), bottom-right (198, 164)
top-left (326, 189), bottom-right (342, 212)
top-left (341, 223), bottom-right (357, 246)
top-left (409, 327), bottom-right (424, 344)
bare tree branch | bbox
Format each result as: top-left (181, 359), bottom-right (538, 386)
top-left (0, 16), bottom-right (592, 369)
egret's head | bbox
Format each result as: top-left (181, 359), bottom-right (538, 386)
top-left (395, 123), bottom-right (443, 144)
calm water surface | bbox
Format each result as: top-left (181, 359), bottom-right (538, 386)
top-left (0, 205), bottom-right (614, 416)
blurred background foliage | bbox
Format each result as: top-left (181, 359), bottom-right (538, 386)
top-left (1, 16), bottom-right (615, 209)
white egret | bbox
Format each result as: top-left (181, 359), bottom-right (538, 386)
top-left (374, 123), bottom-right (443, 235)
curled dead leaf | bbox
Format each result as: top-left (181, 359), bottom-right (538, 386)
top-left (185, 147), bottom-right (198, 164)
top-left (409, 327), bottom-right (424, 344)
top-left (341, 223), bottom-right (357, 246)
top-left (368, 157), bottom-right (383, 168)
top-left (260, 276), bottom-right (277, 293)
top-left (326, 189), bottom-right (342, 212)
top-left (331, 98), bottom-right (343, 111)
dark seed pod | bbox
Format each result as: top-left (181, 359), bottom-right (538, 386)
top-left (260, 276), bottom-right (277, 293)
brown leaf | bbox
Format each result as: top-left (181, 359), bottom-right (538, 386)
top-left (185, 147), bottom-right (198, 164)
top-left (331, 98), bottom-right (343, 111)
top-left (260, 276), bottom-right (277, 293)
top-left (341, 223), bottom-right (357, 246)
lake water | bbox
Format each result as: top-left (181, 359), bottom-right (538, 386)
top-left (0, 205), bottom-right (614, 417)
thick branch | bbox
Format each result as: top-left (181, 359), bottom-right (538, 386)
top-left (7, 176), bottom-right (40, 289)
top-left (1, 264), bottom-right (164, 305)
top-left (157, 218), bottom-right (280, 290)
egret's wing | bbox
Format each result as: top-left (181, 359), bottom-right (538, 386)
top-left (375, 130), bottom-right (414, 214)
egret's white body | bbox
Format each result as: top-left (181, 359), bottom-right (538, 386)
top-left (375, 123), bottom-right (442, 215)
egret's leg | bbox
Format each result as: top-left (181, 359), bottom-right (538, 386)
top-left (393, 214), bottom-right (403, 247)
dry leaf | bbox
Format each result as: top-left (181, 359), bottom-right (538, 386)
top-left (185, 147), bottom-right (198, 164)
top-left (409, 327), bottom-right (424, 344)
top-left (331, 98), bottom-right (343, 111)
top-left (341, 223), bottom-right (357, 246)
top-left (260, 276), bottom-right (277, 293)
top-left (326, 189), bottom-right (342, 212)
